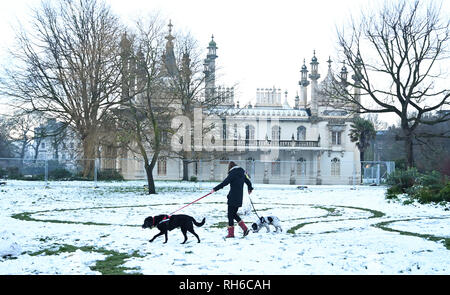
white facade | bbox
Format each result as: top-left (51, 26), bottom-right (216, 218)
top-left (117, 28), bottom-right (361, 185)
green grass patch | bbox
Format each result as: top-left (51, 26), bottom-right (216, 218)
top-left (287, 205), bottom-right (385, 235)
top-left (27, 243), bottom-right (144, 274)
top-left (373, 217), bottom-right (450, 251)
top-left (210, 221), bottom-right (228, 229)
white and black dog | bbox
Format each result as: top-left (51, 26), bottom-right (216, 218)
top-left (251, 216), bottom-right (282, 233)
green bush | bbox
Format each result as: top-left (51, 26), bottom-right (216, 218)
top-left (50, 168), bottom-right (72, 180)
top-left (386, 185), bottom-right (402, 199)
top-left (412, 187), bottom-right (440, 204)
top-left (418, 170), bottom-right (445, 191)
top-left (98, 170), bottom-right (124, 181)
top-left (386, 168), bottom-right (419, 192)
top-left (438, 182), bottom-right (450, 202)
top-left (189, 175), bottom-right (198, 182)
top-left (3, 167), bottom-right (22, 179)
top-left (385, 169), bottom-right (450, 205)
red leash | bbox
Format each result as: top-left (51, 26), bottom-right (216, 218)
top-left (159, 191), bottom-right (214, 224)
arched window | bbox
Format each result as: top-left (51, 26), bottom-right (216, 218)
top-left (157, 157), bottom-right (167, 176)
top-left (297, 126), bottom-right (306, 141)
top-left (331, 157), bottom-right (340, 176)
top-left (272, 126), bottom-right (281, 141)
top-left (297, 158), bottom-right (306, 176)
top-left (245, 125), bottom-right (255, 140)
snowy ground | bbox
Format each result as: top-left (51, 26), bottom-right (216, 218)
top-left (0, 180), bottom-right (449, 275)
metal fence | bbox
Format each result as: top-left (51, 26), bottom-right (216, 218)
top-left (0, 157), bottom-right (395, 187)
top-left (360, 161), bottom-right (396, 185)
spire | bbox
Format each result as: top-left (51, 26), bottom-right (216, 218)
top-left (299, 59), bottom-right (309, 87)
top-left (166, 20), bottom-right (175, 43)
top-left (352, 54), bottom-right (363, 84)
top-left (309, 50), bottom-right (320, 81)
top-left (163, 20), bottom-right (178, 77)
top-left (120, 32), bottom-right (131, 58)
top-left (340, 60), bottom-right (348, 84)
top-left (326, 56), bottom-right (332, 69)
top-left (207, 34), bottom-right (218, 58)
top-left (204, 34), bottom-right (218, 100)
top-left (283, 90), bottom-right (290, 108)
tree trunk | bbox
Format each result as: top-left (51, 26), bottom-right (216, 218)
top-left (145, 162), bottom-right (156, 194)
top-left (404, 135), bottom-right (414, 169)
top-left (360, 150), bottom-right (365, 184)
top-left (82, 132), bottom-right (97, 179)
top-left (182, 158), bottom-right (189, 181)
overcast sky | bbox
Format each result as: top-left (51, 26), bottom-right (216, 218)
top-left (1, 0), bottom-right (449, 122)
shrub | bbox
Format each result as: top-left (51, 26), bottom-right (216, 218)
top-left (4, 167), bottom-right (21, 179)
top-left (412, 187), bottom-right (439, 204)
top-left (386, 185), bottom-right (402, 199)
top-left (50, 168), bottom-right (72, 180)
top-left (386, 168), bottom-right (419, 192)
top-left (385, 169), bottom-right (450, 205)
top-left (189, 175), bottom-right (198, 182)
top-left (98, 170), bottom-right (124, 181)
top-left (438, 182), bottom-right (450, 202)
top-left (418, 170), bottom-right (445, 191)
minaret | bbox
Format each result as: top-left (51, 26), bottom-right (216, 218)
top-left (203, 35), bottom-right (218, 100)
top-left (351, 55), bottom-right (363, 116)
top-left (120, 32), bottom-right (132, 101)
top-left (135, 47), bottom-right (146, 102)
top-left (309, 50), bottom-right (320, 116)
top-left (340, 60), bottom-right (348, 86)
top-left (294, 91), bottom-right (300, 109)
top-left (299, 59), bottom-right (309, 109)
top-left (283, 90), bottom-right (290, 108)
top-left (181, 49), bottom-right (192, 83)
top-left (326, 56), bottom-right (333, 76)
top-left (163, 20), bottom-right (178, 77)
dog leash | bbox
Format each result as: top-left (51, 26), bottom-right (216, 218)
top-left (247, 194), bottom-right (261, 219)
top-left (159, 191), bottom-right (214, 224)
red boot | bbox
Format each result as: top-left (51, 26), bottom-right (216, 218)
top-left (238, 221), bottom-right (249, 237)
top-left (225, 226), bottom-right (235, 238)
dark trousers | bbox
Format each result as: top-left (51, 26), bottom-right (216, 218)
top-left (227, 205), bottom-right (242, 226)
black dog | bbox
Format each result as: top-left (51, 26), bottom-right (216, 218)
top-left (142, 214), bottom-right (205, 244)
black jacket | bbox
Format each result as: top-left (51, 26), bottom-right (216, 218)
top-left (213, 166), bottom-right (253, 207)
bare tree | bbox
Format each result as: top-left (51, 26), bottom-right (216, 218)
top-left (113, 17), bottom-right (177, 194)
top-left (334, 0), bottom-right (450, 168)
top-left (2, 111), bottom-right (45, 160)
top-left (0, 0), bottom-right (124, 178)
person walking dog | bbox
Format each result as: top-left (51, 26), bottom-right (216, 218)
top-left (210, 161), bottom-right (254, 238)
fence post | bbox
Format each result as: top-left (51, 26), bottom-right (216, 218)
top-left (94, 158), bottom-right (99, 188)
top-left (44, 153), bottom-right (49, 188)
top-left (198, 159), bottom-right (202, 190)
top-left (376, 162), bottom-right (381, 185)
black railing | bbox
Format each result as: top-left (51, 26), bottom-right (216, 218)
top-left (232, 139), bottom-right (319, 148)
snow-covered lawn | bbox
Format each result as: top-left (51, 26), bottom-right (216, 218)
top-left (1, 180), bottom-right (449, 274)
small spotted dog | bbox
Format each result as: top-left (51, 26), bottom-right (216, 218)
top-left (251, 216), bottom-right (282, 233)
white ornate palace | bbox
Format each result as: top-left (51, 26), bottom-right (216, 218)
top-left (115, 24), bottom-right (362, 185)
